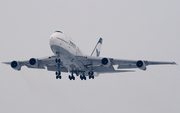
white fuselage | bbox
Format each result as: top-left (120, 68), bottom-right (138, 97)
top-left (49, 31), bottom-right (83, 56)
top-left (49, 31), bottom-right (85, 72)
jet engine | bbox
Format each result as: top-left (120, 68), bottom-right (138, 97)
top-left (11, 61), bottom-right (21, 70)
top-left (136, 60), bottom-right (146, 71)
top-left (101, 58), bottom-right (111, 67)
top-left (29, 58), bottom-right (39, 67)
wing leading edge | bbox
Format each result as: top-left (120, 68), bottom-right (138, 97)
top-left (3, 54), bottom-right (176, 74)
top-left (2, 56), bottom-right (68, 72)
top-left (76, 55), bottom-right (176, 72)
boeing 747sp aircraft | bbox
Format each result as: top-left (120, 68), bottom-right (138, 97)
top-left (3, 30), bottom-right (177, 80)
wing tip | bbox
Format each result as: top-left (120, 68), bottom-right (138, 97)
top-left (173, 62), bottom-right (178, 66)
top-left (2, 62), bottom-right (11, 65)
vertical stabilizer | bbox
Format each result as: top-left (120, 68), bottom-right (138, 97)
top-left (91, 38), bottom-right (103, 57)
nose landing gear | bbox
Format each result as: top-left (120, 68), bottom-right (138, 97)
top-left (55, 52), bottom-right (62, 79)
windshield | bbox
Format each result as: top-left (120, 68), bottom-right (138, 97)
top-left (55, 30), bottom-right (62, 33)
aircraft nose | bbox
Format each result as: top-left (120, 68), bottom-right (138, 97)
top-left (49, 36), bottom-right (57, 46)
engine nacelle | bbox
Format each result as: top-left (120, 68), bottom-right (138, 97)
top-left (29, 58), bottom-right (39, 67)
top-left (136, 60), bottom-right (146, 71)
top-left (101, 58), bottom-right (111, 67)
top-left (11, 61), bottom-right (21, 70)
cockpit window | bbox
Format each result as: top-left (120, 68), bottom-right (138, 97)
top-left (55, 30), bottom-right (62, 33)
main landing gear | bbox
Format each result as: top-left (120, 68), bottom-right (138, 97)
top-left (56, 71), bottom-right (61, 79)
top-left (80, 72), bottom-right (86, 80)
top-left (88, 71), bottom-right (94, 79)
top-left (89, 75), bottom-right (94, 79)
top-left (80, 75), bottom-right (86, 80)
top-left (69, 72), bottom-right (75, 80)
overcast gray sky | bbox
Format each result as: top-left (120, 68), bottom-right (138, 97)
top-left (0, 0), bottom-right (180, 113)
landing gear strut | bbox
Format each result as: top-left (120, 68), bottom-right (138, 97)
top-left (75, 71), bottom-right (79, 76)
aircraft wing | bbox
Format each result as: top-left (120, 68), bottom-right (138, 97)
top-left (2, 56), bottom-right (68, 72)
top-left (76, 55), bottom-right (176, 71)
top-left (3, 55), bottom-right (176, 73)
top-left (92, 65), bottom-right (135, 73)
top-left (113, 59), bottom-right (176, 69)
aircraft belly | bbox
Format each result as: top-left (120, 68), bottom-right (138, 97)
top-left (51, 45), bottom-right (85, 72)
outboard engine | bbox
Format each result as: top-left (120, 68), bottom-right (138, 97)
top-left (11, 61), bottom-right (21, 70)
top-left (101, 58), bottom-right (111, 67)
top-left (29, 58), bottom-right (39, 67)
top-left (136, 60), bottom-right (146, 71)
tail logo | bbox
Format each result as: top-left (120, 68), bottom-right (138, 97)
top-left (96, 49), bottom-right (100, 57)
top-left (91, 38), bottom-right (103, 57)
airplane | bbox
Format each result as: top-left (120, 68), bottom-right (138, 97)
top-left (3, 30), bottom-right (177, 80)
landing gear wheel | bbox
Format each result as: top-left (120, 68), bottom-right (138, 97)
top-left (55, 71), bottom-right (61, 76)
top-left (80, 75), bottom-right (83, 80)
top-left (69, 75), bottom-right (75, 80)
top-left (69, 75), bottom-right (72, 80)
top-left (89, 75), bottom-right (94, 79)
top-left (80, 75), bottom-right (86, 80)
top-left (84, 76), bottom-right (86, 80)
top-left (56, 75), bottom-right (61, 79)
top-left (92, 76), bottom-right (94, 79)
top-left (73, 76), bottom-right (75, 80)
top-left (55, 59), bottom-right (61, 63)
top-left (55, 71), bottom-right (61, 79)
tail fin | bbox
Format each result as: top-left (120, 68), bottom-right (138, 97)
top-left (91, 38), bottom-right (103, 57)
